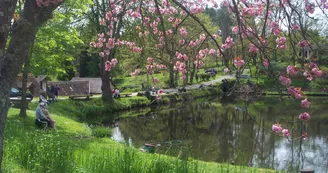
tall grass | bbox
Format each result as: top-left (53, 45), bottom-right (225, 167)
top-left (4, 132), bottom-right (279, 173)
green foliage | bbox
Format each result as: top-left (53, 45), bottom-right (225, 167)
top-left (30, 0), bottom-right (93, 80)
top-left (91, 126), bottom-right (112, 138)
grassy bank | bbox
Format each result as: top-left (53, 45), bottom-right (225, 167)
top-left (3, 96), bottom-right (279, 172)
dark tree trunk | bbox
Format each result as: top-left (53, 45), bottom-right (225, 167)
top-left (20, 48), bottom-right (32, 117)
top-left (0, 0), bottom-right (61, 168)
top-left (100, 57), bottom-right (113, 102)
top-left (101, 71), bottom-right (113, 101)
top-left (0, 0), bottom-right (18, 52)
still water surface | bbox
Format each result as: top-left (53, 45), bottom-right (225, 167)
top-left (109, 96), bottom-right (328, 172)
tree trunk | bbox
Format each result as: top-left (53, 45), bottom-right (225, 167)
top-left (0, 0), bottom-right (18, 52)
top-left (101, 71), bottom-right (113, 101)
top-left (20, 47), bottom-right (32, 117)
top-left (190, 63), bottom-right (196, 85)
top-left (0, 0), bottom-right (61, 168)
top-left (100, 57), bottom-right (113, 102)
top-left (169, 65), bottom-right (175, 88)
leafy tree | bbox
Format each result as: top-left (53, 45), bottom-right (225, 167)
top-left (0, 0), bottom-right (63, 167)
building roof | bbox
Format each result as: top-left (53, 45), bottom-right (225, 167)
top-left (71, 77), bottom-right (114, 94)
top-left (36, 75), bottom-right (48, 83)
top-left (16, 73), bottom-right (37, 88)
top-left (48, 81), bottom-right (89, 95)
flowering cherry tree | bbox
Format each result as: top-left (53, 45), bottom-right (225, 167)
top-left (220, 0), bottom-right (327, 141)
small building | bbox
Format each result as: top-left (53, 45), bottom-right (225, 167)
top-left (36, 75), bottom-right (48, 97)
top-left (71, 77), bottom-right (115, 94)
top-left (47, 81), bottom-right (90, 96)
top-left (299, 44), bottom-right (328, 60)
top-left (15, 73), bottom-right (40, 97)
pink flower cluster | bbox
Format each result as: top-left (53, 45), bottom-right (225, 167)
top-left (301, 99), bottom-right (311, 108)
top-left (221, 36), bottom-right (235, 49)
top-left (105, 58), bottom-right (118, 72)
top-left (270, 21), bottom-right (282, 36)
top-left (156, 89), bottom-right (165, 100)
top-left (176, 52), bottom-right (189, 61)
top-left (287, 65), bottom-right (298, 76)
top-left (297, 40), bottom-right (310, 48)
top-left (249, 44), bottom-right (259, 53)
top-left (305, 1), bottom-right (315, 14)
top-left (279, 76), bottom-right (291, 86)
top-left (174, 61), bottom-right (186, 80)
top-left (276, 37), bottom-right (287, 50)
top-left (234, 57), bottom-right (245, 68)
top-left (272, 124), bottom-right (290, 137)
top-left (287, 87), bottom-right (303, 99)
top-left (35, 0), bottom-right (63, 7)
top-left (303, 63), bottom-right (322, 81)
top-left (224, 68), bottom-right (230, 73)
top-left (299, 112), bottom-right (311, 121)
top-left (263, 58), bottom-right (269, 67)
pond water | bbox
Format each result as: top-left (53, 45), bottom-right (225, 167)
top-left (108, 96), bottom-right (328, 172)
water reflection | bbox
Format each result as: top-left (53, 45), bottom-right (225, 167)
top-left (111, 96), bottom-right (328, 172)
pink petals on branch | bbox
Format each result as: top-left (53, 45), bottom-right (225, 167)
top-left (301, 99), bottom-right (311, 108)
top-left (287, 65), bottom-right (298, 76)
top-left (276, 37), bottom-right (287, 50)
top-left (279, 76), bottom-right (291, 86)
top-left (299, 112), bottom-right (311, 121)
top-left (272, 124), bottom-right (283, 133)
top-left (234, 57), bottom-right (245, 68)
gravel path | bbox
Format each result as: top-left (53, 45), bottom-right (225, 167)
top-left (162, 74), bottom-right (235, 93)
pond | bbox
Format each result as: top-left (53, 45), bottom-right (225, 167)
top-left (108, 96), bottom-right (328, 172)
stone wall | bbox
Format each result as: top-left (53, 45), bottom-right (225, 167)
top-left (48, 81), bottom-right (89, 96)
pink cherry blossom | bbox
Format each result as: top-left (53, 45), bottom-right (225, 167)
top-left (179, 39), bottom-right (185, 45)
top-left (297, 40), bottom-right (310, 48)
top-left (209, 49), bottom-right (216, 55)
top-left (263, 59), bottom-right (269, 67)
top-left (292, 24), bottom-right (300, 30)
top-left (249, 44), bottom-right (259, 53)
top-left (288, 86), bottom-right (303, 99)
top-left (282, 129), bottom-right (290, 137)
top-left (272, 124), bottom-right (283, 133)
top-left (147, 57), bottom-right (153, 64)
top-left (224, 68), bottom-right (230, 73)
top-left (90, 41), bottom-right (96, 48)
top-left (301, 99), bottom-right (311, 108)
top-left (232, 26), bottom-right (239, 34)
top-left (305, 2), bottom-right (315, 14)
top-left (287, 65), bottom-right (298, 75)
top-left (279, 76), bottom-right (291, 86)
top-left (311, 68), bottom-right (323, 77)
top-left (299, 112), bottom-right (311, 121)
top-left (99, 52), bottom-right (105, 57)
top-left (105, 61), bottom-right (112, 71)
top-left (234, 57), bottom-right (245, 68)
top-left (179, 28), bottom-right (188, 36)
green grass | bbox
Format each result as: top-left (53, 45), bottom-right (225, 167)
top-left (2, 99), bottom-right (279, 173)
